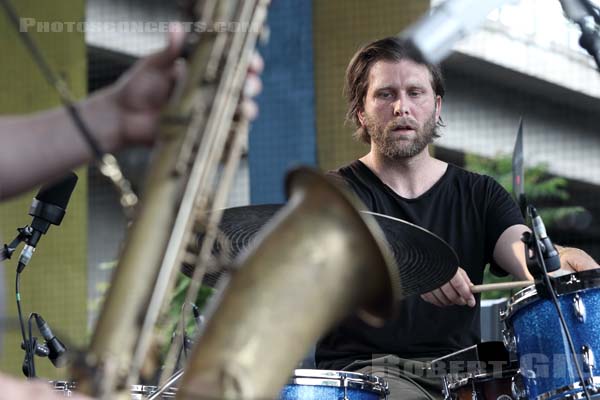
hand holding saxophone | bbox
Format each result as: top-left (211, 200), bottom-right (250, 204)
top-left (102, 22), bottom-right (264, 149)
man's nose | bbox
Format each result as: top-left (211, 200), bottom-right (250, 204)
top-left (393, 97), bottom-right (409, 116)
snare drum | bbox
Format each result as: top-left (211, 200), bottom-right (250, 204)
top-left (50, 381), bottom-right (177, 399)
top-left (280, 369), bottom-right (389, 400)
top-left (444, 369), bottom-right (519, 400)
top-left (501, 270), bottom-right (600, 400)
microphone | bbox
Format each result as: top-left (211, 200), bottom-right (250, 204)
top-left (401, 0), bottom-right (509, 63)
top-left (559, 0), bottom-right (600, 68)
top-left (559, 0), bottom-right (594, 22)
top-left (17, 172), bottom-right (78, 272)
top-left (530, 206), bottom-right (561, 273)
top-left (35, 314), bottom-right (67, 368)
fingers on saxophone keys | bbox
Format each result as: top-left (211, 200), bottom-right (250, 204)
top-left (237, 52), bottom-right (263, 121)
top-left (248, 51), bottom-right (265, 75)
top-left (240, 100), bottom-right (259, 121)
top-left (243, 74), bottom-right (262, 99)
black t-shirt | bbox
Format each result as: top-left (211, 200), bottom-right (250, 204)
top-left (316, 160), bottom-right (524, 370)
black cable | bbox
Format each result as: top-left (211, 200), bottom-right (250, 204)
top-left (27, 313), bottom-right (37, 377)
top-left (529, 206), bottom-right (592, 400)
top-left (15, 272), bottom-right (34, 378)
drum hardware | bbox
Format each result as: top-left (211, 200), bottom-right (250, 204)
top-left (146, 369), bottom-right (184, 400)
top-left (280, 369), bottom-right (389, 400)
top-left (51, 380), bottom-right (180, 399)
top-left (441, 369), bottom-right (521, 400)
top-left (129, 385), bottom-right (177, 399)
top-left (432, 342), bottom-right (521, 400)
top-left (511, 375), bottom-right (526, 400)
top-left (573, 294), bottom-right (586, 323)
top-left (582, 346), bottom-right (595, 374)
top-left (501, 327), bottom-right (517, 354)
top-left (51, 381), bottom-right (77, 397)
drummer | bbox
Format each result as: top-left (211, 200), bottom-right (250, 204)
top-left (317, 36), bottom-right (600, 400)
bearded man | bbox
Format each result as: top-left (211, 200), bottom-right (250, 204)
top-left (316, 36), bottom-right (599, 400)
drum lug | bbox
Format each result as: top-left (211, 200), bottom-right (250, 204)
top-left (573, 294), bottom-right (586, 323)
top-left (342, 375), bottom-right (349, 400)
top-left (502, 328), bottom-right (516, 353)
top-left (582, 345), bottom-right (595, 373)
top-left (499, 308), bottom-right (507, 320)
top-left (441, 376), bottom-right (452, 400)
top-left (512, 372), bottom-right (527, 400)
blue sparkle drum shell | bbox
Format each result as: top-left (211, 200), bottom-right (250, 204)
top-left (280, 369), bottom-right (389, 400)
top-left (502, 270), bottom-right (600, 400)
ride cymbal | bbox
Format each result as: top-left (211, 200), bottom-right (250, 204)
top-left (184, 204), bottom-right (458, 297)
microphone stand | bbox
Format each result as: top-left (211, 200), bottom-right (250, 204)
top-left (521, 205), bottom-right (592, 400)
top-left (4, 228), bottom-right (56, 377)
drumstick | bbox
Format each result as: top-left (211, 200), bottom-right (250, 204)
top-left (470, 280), bottom-right (534, 293)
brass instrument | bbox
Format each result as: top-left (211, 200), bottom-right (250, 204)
top-left (70, 0), bottom-right (271, 398)
top-left (177, 168), bottom-right (401, 400)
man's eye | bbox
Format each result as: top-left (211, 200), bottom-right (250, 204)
top-left (409, 90), bottom-right (422, 97)
top-left (377, 92), bottom-right (392, 99)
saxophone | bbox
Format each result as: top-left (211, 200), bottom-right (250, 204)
top-left (71, 0), bottom-right (403, 398)
top-left (70, 0), bottom-right (271, 397)
top-left (176, 167), bottom-right (401, 399)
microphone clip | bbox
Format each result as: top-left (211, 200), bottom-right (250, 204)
top-left (522, 231), bottom-right (557, 298)
top-left (1, 226), bottom-right (33, 263)
top-left (522, 205), bottom-right (562, 299)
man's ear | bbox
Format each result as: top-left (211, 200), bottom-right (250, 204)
top-left (358, 109), bottom-right (365, 126)
top-left (434, 95), bottom-right (442, 122)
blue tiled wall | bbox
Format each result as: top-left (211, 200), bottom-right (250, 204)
top-left (248, 0), bottom-right (317, 204)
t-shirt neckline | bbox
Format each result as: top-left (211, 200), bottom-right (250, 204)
top-left (355, 159), bottom-right (454, 202)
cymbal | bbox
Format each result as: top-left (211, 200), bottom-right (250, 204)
top-left (362, 211), bottom-right (458, 297)
top-left (184, 205), bottom-right (459, 296)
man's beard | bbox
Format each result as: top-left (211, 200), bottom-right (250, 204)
top-left (364, 110), bottom-right (438, 160)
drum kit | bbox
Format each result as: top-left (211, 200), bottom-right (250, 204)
top-left (46, 183), bottom-right (600, 399)
top-left (188, 204), bottom-right (599, 400)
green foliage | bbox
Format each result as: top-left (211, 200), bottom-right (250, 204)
top-left (464, 152), bottom-right (583, 299)
top-left (87, 260), bottom-right (215, 352)
top-left (164, 275), bottom-right (214, 337)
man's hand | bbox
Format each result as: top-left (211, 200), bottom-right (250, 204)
top-left (420, 267), bottom-right (476, 307)
top-left (107, 24), bottom-right (186, 148)
top-left (555, 246), bottom-right (600, 274)
top-left (107, 23), bottom-right (264, 149)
